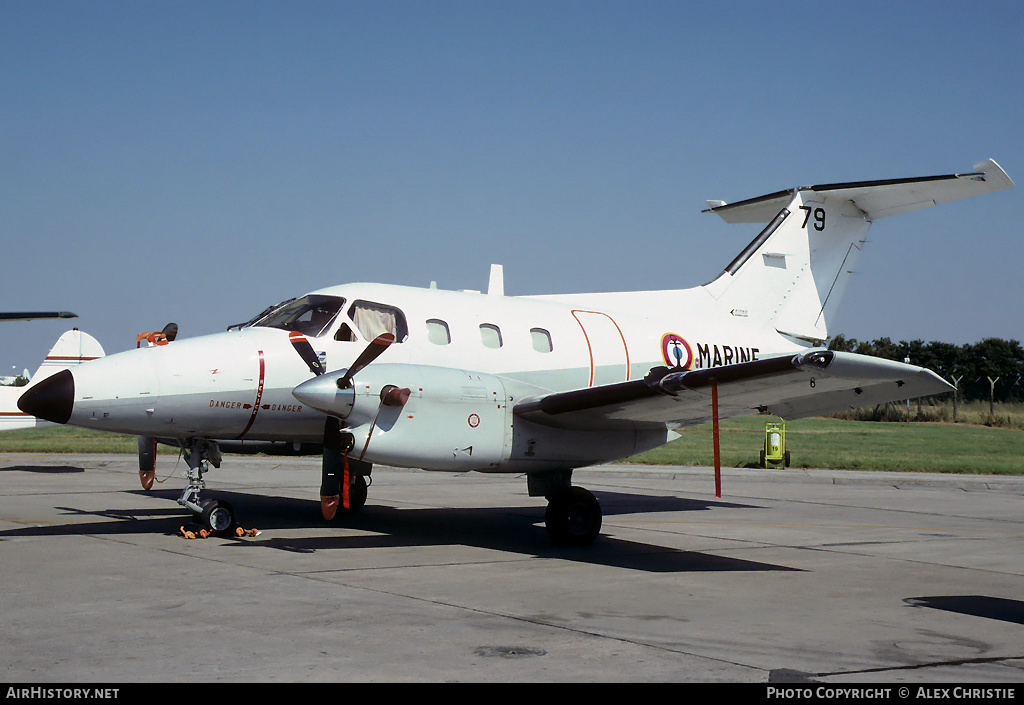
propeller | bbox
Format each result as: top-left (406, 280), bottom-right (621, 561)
top-left (289, 330), bottom-right (395, 381)
top-left (288, 331), bottom-right (326, 376)
top-left (288, 330), bottom-right (400, 520)
top-left (336, 332), bottom-right (396, 388)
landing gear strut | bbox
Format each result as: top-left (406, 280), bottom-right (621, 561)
top-left (321, 419), bottom-right (371, 520)
top-left (529, 470), bottom-right (603, 547)
top-left (177, 439), bottom-right (235, 535)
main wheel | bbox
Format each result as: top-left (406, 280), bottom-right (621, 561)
top-left (200, 499), bottom-right (235, 535)
top-left (545, 487), bottom-right (602, 547)
top-left (341, 475), bottom-right (368, 514)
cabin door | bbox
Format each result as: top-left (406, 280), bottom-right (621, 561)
top-left (571, 310), bottom-right (629, 387)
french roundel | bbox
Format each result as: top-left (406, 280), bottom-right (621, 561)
top-left (661, 333), bottom-right (692, 369)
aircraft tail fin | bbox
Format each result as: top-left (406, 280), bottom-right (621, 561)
top-left (1, 329), bottom-right (104, 432)
top-left (28, 329), bottom-right (105, 383)
top-left (701, 159), bottom-right (1013, 345)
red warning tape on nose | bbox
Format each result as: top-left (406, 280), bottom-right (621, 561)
top-left (236, 350), bottom-right (266, 439)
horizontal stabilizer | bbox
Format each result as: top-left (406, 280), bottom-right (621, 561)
top-left (704, 158), bottom-right (1014, 223)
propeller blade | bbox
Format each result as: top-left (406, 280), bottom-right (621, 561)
top-left (289, 331), bottom-right (326, 376)
top-left (162, 322), bottom-right (178, 342)
top-left (337, 332), bottom-right (395, 389)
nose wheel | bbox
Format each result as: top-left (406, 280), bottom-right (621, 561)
top-left (177, 439), bottom-right (237, 535)
top-left (198, 499), bottom-right (235, 534)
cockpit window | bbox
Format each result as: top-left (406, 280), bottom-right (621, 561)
top-left (253, 295), bottom-right (346, 338)
top-left (348, 300), bottom-right (408, 343)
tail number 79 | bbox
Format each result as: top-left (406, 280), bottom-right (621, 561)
top-left (799, 206), bottom-right (826, 231)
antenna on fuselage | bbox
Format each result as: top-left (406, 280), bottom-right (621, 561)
top-left (487, 264), bottom-right (504, 296)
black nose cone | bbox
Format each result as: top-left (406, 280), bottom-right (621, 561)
top-left (18, 369), bottom-right (75, 425)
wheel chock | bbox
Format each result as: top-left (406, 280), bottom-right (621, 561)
top-left (180, 524), bottom-right (260, 539)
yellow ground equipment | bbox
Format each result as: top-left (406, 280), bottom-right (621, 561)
top-left (761, 418), bottom-right (790, 468)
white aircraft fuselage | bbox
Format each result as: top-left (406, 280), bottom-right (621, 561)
top-left (52, 280), bottom-right (789, 473)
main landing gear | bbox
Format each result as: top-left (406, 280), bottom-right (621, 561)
top-left (529, 469), bottom-right (602, 547)
top-left (178, 438), bottom-right (236, 535)
top-left (320, 420), bottom-right (372, 521)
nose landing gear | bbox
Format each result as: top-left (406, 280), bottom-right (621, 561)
top-left (198, 498), bottom-right (235, 534)
top-left (177, 439), bottom-right (236, 535)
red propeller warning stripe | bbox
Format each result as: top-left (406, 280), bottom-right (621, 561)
top-left (288, 331), bottom-right (326, 376)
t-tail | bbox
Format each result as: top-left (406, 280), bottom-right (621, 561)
top-left (701, 159), bottom-right (1014, 346)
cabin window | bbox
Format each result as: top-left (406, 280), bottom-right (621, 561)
top-left (348, 300), bottom-right (409, 343)
top-left (479, 323), bottom-right (502, 349)
top-left (426, 319), bottom-right (451, 345)
top-left (531, 327), bottom-right (553, 353)
top-left (253, 295), bottom-right (345, 338)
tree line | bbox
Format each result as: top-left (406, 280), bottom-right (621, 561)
top-left (828, 335), bottom-right (1024, 404)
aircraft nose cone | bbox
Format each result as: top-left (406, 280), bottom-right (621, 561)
top-left (18, 369), bottom-right (75, 425)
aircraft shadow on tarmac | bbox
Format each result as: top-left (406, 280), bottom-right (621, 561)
top-left (0, 464), bottom-right (85, 474)
top-left (905, 596), bottom-right (1024, 626)
top-left (0, 486), bottom-right (797, 574)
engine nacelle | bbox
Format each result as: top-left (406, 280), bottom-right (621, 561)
top-left (294, 363), bottom-right (513, 471)
top-left (293, 363), bottom-right (676, 473)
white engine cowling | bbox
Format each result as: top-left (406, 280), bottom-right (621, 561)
top-left (293, 363), bottom-right (674, 473)
top-left (294, 363), bottom-right (512, 471)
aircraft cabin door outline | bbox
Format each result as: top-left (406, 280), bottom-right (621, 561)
top-left (570, 310), bottom-right (630, 387)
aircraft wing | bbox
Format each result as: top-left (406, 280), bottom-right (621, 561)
top-left (513, 350), bottom-right (952, 431)
top-left (0, 312), bottom-right (77, 321)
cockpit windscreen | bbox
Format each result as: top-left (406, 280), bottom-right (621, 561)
top-left (252, 295), bottom-right (345, 338)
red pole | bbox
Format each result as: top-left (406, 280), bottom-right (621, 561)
top-left (342, 450), bottom-right (350, 510)
top-left (712, 381), bottom-right (721, 498)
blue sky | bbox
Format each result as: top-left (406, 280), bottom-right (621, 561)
top-left (2, 0), bottom-right (1021, 373)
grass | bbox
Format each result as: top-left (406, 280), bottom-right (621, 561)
top-left (1, 413), bottom-right (1022, 475)
top-left (829, 399), bottom-right (1024, 430)
top-left (0, 426), bottom-right (171, 455)
top-left (628, 415), bottom-right (1024, 475)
